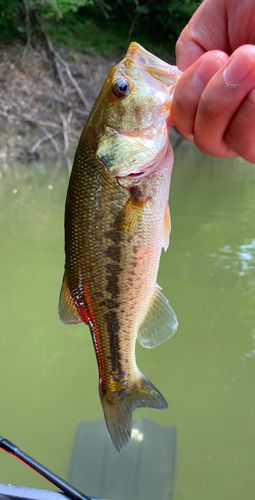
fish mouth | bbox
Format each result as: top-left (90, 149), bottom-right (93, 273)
top-left (116, 144), bottom-right (167, 188)
top-left (116, 171), bottom-right (148, 187)
top-left (127, 42), bottom-right (182, 88)
top-left (127, 172), bottom-right (145, 177)
top-left (116, 170), bottom-right (146, 183)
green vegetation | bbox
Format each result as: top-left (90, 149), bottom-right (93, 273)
top-left (0, 0), bottom-right (198, 57)
top-left (46, 15), bottom-right (129, 58)
top-left (0, 0), bottom-right (22, 40)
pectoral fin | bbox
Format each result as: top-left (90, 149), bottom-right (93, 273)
top-left (114, 188), bottom-right (146, 233)
top-left (137, 284), bottom-right (178, 348)
top-left (58, 273), bottom-right (82, 324)
top-left (163, 202), bottom-right (171, 251)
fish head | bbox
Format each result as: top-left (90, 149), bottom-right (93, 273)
top-left (93, 42), bottom-right (181, 186)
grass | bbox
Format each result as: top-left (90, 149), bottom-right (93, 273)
top-left (46, 16), bottom-right (128, 59)
top-left (45, 14), bottom-right (175, 62)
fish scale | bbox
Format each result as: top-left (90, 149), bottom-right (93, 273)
top-left (59, 42), bottom-right (180, 452)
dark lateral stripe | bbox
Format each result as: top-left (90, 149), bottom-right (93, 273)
top-left (105, 244), bottom-right (122, 263)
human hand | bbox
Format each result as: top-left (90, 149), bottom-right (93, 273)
top-left (171, 0), bottom-right (255, 163)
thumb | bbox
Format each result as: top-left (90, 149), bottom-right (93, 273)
top-left (175, 0), bottom-right (230, 71)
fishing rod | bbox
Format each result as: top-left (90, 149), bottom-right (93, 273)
top-left (0, 435), bottom-right (94, 500)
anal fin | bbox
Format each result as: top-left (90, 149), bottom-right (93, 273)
top-left (137, 284), bottom-right (178, 348)
top-left (58, 273), bottom-right (82, 324)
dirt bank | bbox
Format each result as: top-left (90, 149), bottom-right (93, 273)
top-left (0, 40), bottom-right (115, 165)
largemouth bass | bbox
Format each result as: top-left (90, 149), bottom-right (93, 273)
top-left (59, 43), bottom-right (180, 452)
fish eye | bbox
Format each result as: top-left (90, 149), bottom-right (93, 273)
top-left (112, 78), bottom-right (131, 98)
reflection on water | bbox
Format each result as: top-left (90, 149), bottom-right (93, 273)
top-left (131, 428), bottom-right (144, 442)
top-left (68, 418), bottom-right (176, 500)
top-left (212, 240), bottom-right (255, 276)
top-left (0, 144), bottom-right (255, 500)
top-left (244, 326), bottom-right (255, 359)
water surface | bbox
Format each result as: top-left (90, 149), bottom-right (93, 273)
top-left (0, 143), bottom-right (254, 499)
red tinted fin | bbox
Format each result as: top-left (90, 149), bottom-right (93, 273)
top-left (100, 372), bottom-right (168, 453)
top-left (58, 273), bottom-right (82, 324)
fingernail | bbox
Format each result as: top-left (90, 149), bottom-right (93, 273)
top-left (224, 50), bottom-right (255, 85)
top-left (193, 54), bottom-right (225, 90)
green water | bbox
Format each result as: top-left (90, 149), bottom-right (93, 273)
top-left (0, 143), bottom-right (255, 499)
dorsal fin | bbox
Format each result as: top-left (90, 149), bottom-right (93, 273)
top-left (137, 284), bottom-right (178, 348)
top-left (58, 273), bottom-right (82, 324)
top-left (163, 202), bottom-right (171, 251)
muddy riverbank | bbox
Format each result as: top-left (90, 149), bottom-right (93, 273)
top-left (0, 41), bottom-right (116, 165)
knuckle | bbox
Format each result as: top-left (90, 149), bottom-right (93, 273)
top-left (245, 87), bottom-right (255, 112)
top-left (172, 86), bottom-right (190, 117)
top-left (199, 91), bottom-right (220, 120)
top-left (225, 88), bottom-right (255, 163)
top-left (240, 147), bottom-right (255, 163)
top-left (225, 131), bottom-right (255, 163)
top-left (194, 129), bottom-right (234, 158)
top-left (224, 123), bottom-right (242, 153)
top-left (193, 138), bottom-right (210, 156)
top-left (172, 86), bottom-right (195, 137)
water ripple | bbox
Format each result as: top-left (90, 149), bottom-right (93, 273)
top-left (213, 240), bottom-right (255, 276)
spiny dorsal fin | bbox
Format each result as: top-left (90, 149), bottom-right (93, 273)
top-left (58, 273), bottom-right (82, 324)
top-left (137, 284), bottom-right (178, 348)
top-left (114, 188), bottom-right (146, 233)
top-left (163, 202), bottom-right (171, 251)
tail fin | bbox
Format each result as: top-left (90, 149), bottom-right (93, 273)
top-left (100, 374), bottom-right (168, 453)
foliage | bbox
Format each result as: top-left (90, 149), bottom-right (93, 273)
top-left (28, 0), bottom-right (94, 18)
top-left (46, 15), bottom-right (128, 58)
top-left (81, 0), bottom-right (198, 51)
top-left (0, 0), bottom-right (198, 55)
top-left (0, 0), bottom-right (22, 40)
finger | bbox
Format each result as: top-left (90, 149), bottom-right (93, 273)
top-left (194, 45), bottom-right (255, 158)
top-left (171, 51), bottom-right (229, 141)
top-left (176, 0), bottom-right (230, 71)
top-left (224, 87), bottom-right (255, 163)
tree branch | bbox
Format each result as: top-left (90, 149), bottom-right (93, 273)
top-left (21, 0), bottom-right (32, 66)
top-left (35, 12), bottom-right (89, 108)
top-left (30, 131), bottom-right (61, 154)
top-left (59, 113), bottom-right (69, 154)
top-left (37, 125), bottom-right (60, 154)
